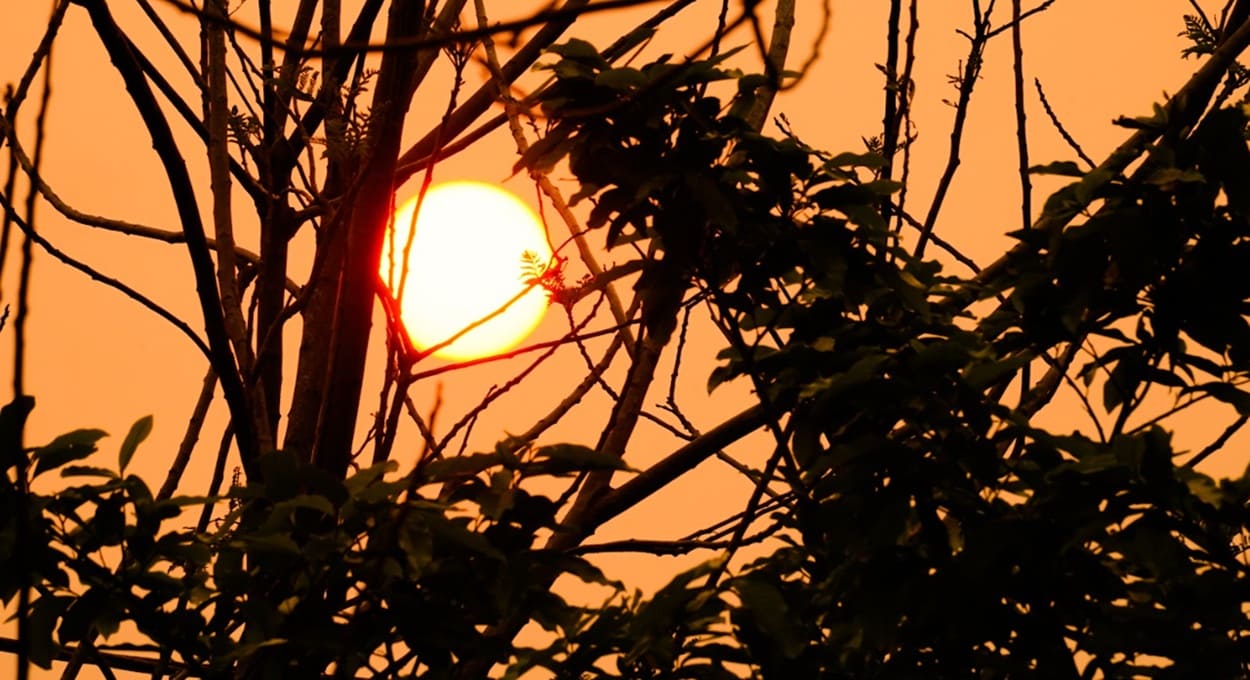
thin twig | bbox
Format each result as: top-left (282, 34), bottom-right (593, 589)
top-left (157, 0), bottom-right (670, 56)
top-left (880, 0), bottom-right (904, 183)
top-left (424, 292), bottom-right (606, 464)
top-left (79, 0), bottom-right (261, 476)
top-left (10, 11), bottom-right (57, 676)
top-left (474, 0), bottom-right (638, 356)
top-left (915, 3), bottom-right (993, 258)
top-left (1010, 0), bottom-right (1033, 422)
top-left (892, 0), bottom-right (919, 235)
top-left (158, 369), bottom-right (219, 500)
top-left (0, 110), bottom-right (275, 277)
top-left (1185, 413), bottom-right (1250, 469)
top-left (195, 424), bottom-right (235, 534)
top-left (0, 192), bottom-right (212, 360)
top-left (394, 0), bottom-right (701, 182)
top-left (984, 0), bottom-right (1056, 39)
top-left (1034, 77), bottom-right (1096, 168)
top-left (204, 0), bottom-right (270, 456)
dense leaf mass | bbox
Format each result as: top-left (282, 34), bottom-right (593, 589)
top-left (10, 12), bottom-right (1250, 680)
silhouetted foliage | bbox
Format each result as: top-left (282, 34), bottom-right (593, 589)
top-left (8, 1), bottom-right (1250, 678)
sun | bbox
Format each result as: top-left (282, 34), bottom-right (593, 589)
top-left (381, 181), bottom-right (553, 361)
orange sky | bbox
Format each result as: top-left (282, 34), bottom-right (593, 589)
top-left (0, 1), bottom-right (1235, 677)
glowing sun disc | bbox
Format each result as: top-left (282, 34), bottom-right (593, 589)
top-left (382, 181), bottom-right (552, 361)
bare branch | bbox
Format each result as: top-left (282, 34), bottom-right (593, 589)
top-left (157, 0), bottom-right (672, 56)
top-left (158, 368), bottom-right (218, 500)
top-left (75, 0), bottom-right (262, 476)
top-left (1034, 77), bottom-right (1095, 168)
top-left (0, 191), bottom-right (212, 360)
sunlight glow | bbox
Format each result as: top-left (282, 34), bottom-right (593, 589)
top-left (382, 181), bottom-right (553, 361)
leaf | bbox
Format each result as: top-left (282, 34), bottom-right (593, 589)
top-left (1028, 160), bottom-right (1085, 176)
top-left (27, 595), bottom-right (72, 669)
top-left (0, 396), bottom-right (35, 470)
top-left (963, 353), bottom-right (1031, 390)
top-left (244, 532), bottom-right (302, 556)
top-left (553, 554), bottom-right (622, 588)
top-left (273, 494), bottom-right (337, 517)
top-left (1103, 355), bottom-right (1144, 412)
top-left (33, 429), bottom-right (108, 477)
top-left (825, 151), bottom-right (887, 169)
top-left (425, 515), bottom-right (504, 560)
top-left (1182, 382), bottom-right (1250, 415)
top-left (528, 444), bottom-right (634, 476)
top-left (117, 415), bottom-right (152, 473)
top-left (545, 38), bottom-right (607, 65)
top-left (59, 465), bottom-right (119, 479)
top-left (595, 66), bottom-right (645, 91)
top-left (1074, 168), bottom-right (1116, 205)
top-left (1183, 473), bottom-right (1225, 507)
top-left (345, 460), bottom-right (398, 494)
top-left (423, 452), bottom-right (501, 481)
top-left (1144, 167), bottom-right (1205, 188)
top-left (732, 578), bottom-right (806, 659)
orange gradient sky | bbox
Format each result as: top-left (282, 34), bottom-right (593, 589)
top-left (0, 1), bottom-right (1240, 676)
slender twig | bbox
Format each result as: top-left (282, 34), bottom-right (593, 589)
top-left (1189, 0), bottom-right (1216, 33)
top-left (887, 203), bottom-right (982, 273)
top-left (565, 305), bottom-right (620, 401)
top-left (1010, 0), bottom-right (1032, 237)
top-left (512, 312), bottom-right (635, 447)
top-left (1185, 413), bottom-right (1250, 469)
top-left (880, 0), bottom-right (904, 182)
top-left (1126, 376), bottom-right (1250, 436)
top-left (708, 442), bottom-right (788, 587)
top-left (0, 125), bottom-right (16, 298)
top-left (664, 303), bottom-right (698, 434)
top-left (572, 526), bottom-right (777, 557)
top-left (0, 638), bottom-right (183, 677)
top-left (134, 0), bottom-right (204, 86)
top-left (157, 0), bottom-right (670, 56)
top-left (413, 382), bottom-right (442, 463)
top-left (158, 369), bottom-right (219, 500)
top-left (1034, 78), bottom-right (1095, 168)
top-left (984, 0), bottom-right (1055, 39)
top-left (204, 0), bottom-right (270, 456)
top-left (0, 110), bottom-right (274, 277)
top-left (405, 318), bottom-right (640, 383)
top-left (939, 15), bottom-right (1250, 318)
top-left (78, 0), bottom-right (261, 477)
top-left (424, 293), bottom-right (606, 464)
top-left (1010, 0), bottom-right (1033, 420)
top-left (892, 0), bottom-right (919, 235)
top-left (195, 424), bottom-right (235, 534)
top-left (915, 3), bottom-right (993, 258)
top-left (0, 192), bottom-right (212, 360)
top-left (394, 0), bottom-right (701, 182)
top-left (0, 0), bottom-right (68, 122)
top-left (10, 14), bottom-right (56, 676)
top-left (473, 0), bottom-right (638, 356)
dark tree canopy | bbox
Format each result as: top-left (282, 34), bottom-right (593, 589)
top-left (6, 1), bottom-right (1250, 678)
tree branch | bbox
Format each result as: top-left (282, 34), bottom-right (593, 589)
top-left (73, 0), bottom-right (261, 477)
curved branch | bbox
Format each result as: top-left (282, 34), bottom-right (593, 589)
top-left (157, 0), bottom-right (670, 56)
top-left (0, 111), bottom-right (296, 293)
top-left (0, 191), bottom-right (212, 359)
